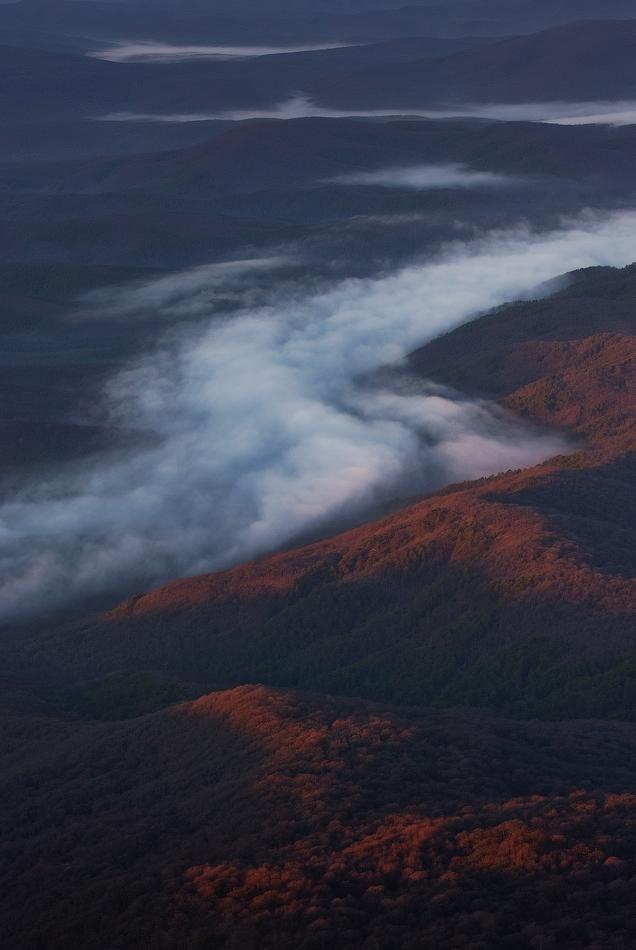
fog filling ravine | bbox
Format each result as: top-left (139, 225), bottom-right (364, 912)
top-left (2, 210), bottom-right (636, 622)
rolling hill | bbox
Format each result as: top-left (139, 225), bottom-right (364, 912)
top-left (8, 116), bottom-right (636, 197)
top-left (2, 683), bottom-right (636, 949)
top-left (311, 19), bottom-right (636, 107)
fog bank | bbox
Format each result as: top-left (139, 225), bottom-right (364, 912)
top-left (3, 211), bottom-right (636, 621)
top-left (90, 42), bottom-right (355, 63)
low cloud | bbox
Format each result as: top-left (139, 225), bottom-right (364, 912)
top-left (3, 211), bottom-right (636, 621)
top-left (97, 96), bottom-right (636, 126)
top-left (343, 213), bottom-right (429, 229)
top-left (89, 42), bottom-right (354, 63)
top-left (541, 103), bottom-right (636, 126)
top-left (96, 95), bottom-right (455, 123)
top-left (80, 256), bottom-right (299, 321)
top-left (435, 101), bottom-right (636, 126)
top-left (330, 163), bottom-right (516, 190)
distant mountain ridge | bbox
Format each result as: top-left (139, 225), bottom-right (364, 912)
top-left (311, 19), bottom-right (636, 107)
top-left (6, 0), bottom-right (636, 41)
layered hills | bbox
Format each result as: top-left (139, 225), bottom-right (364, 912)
top-left (9, 116), bottom-right (636, 196)
top-left (0, 35), bottom-right (490, 122)
top-left (5, 18), bottom-right (636, 122)
top-left (3, 5), bottom-right (636, 950)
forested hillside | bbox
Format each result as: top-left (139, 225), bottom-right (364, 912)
top-left (3, 684), bottom-right (636, 949)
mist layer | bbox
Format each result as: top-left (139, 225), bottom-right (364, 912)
top-left (330, 163), bottom-right (516, 190)
top-left (97, 96), bottom-right (636, 125)
top-left (3, 212), bottom-right (636, 621)
top-left (89, 42), bottom-right (355, 63)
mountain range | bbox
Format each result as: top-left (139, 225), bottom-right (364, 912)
top-left (4, 19), bottom-right (636, 122)
top-left (2, 3), bottom-right (636, 948)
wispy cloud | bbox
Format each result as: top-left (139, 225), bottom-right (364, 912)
top-left (542, 104), bottom-right (636, 126)
top-left (95, 95), bottom-right (450, 123)
top-left (330, 163), bottom-right (516, 190)
top-left (3, 211), bottom-right (636, 621)
top-left (80, 257), bottom-right (298, 321)
top-left (96, 96), bottom-right (636, 126)
top-left (437, 101), bottom-right (636, 126)
top-left (89, 42), bottom-right (355, 63)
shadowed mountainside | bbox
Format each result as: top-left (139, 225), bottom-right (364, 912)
top-left (3, 683), bottom-right (636, 949)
